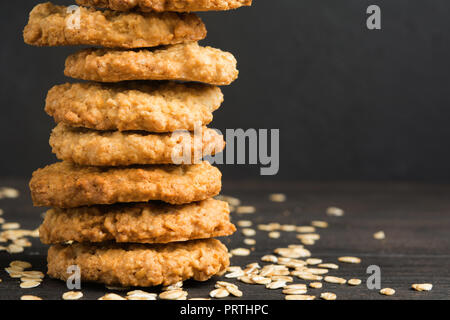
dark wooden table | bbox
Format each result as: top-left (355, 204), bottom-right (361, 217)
top-left (0, 179), bottom-right (449, 300)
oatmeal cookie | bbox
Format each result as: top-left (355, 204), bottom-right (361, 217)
top-left (47, 239), bottom-right (229, 287)
top-left (30, 161), bottom-right (221, 207)
top-left (50, 123), bottom-right (225, 166)
top-left (76, 0), bottom-right (252, 12)
top-left (64, 42), bottom-right (238, 85)
top-left (24, 2), bottom-right (206, 48)
top-left (45, 82), bottom-right (223, 132)
top-left (40, 199), bottom-right (235, 244)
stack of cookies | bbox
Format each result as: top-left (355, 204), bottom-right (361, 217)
top-left (25, 0), bottom-right (251, 288)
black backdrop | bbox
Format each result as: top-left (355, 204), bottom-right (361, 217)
top-left (1, 0), bottom-right (450, 181)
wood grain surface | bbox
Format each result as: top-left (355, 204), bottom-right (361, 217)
top-left (0, 179), bottom-right (448, 300)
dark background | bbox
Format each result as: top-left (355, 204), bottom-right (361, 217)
top-left (1, 0), bottom-right (450, 182)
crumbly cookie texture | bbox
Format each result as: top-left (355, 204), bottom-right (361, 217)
top-left (50, 123), bottom-right (225, 166)
top-left (40, 199), bottom-right (235, 244)
top-left (30, 161), bottom-right (221, 208)
top-left (76, 0), bottom-right (252, 12)
top-left (64, 42), bottom-right (238, 85)
top-left (47, 239), bottom-right (229, 287)
top-left (45, 82), bottom-right (223, 132)
top-left (24, 2), bottom-right (206, 48)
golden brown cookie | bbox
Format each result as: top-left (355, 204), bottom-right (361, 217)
top-left (30, 161), bottom-right (221, 208)
top-left (49, 123), bottom-right (225, 166)
top-left (64, 42), bottom-right (238, 85)
top-left (40, 199), bottom-right (235, 244)
top-left (76, 0), bottom-right (252, 12)
top-left (45, 82), bottom-right (223, 132)
top-left (47, 239), bottom-right (229, 287)
top-left (24, 2), bottom-right (206, 48)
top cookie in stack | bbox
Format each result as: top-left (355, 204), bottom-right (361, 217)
top-left (25, 1), bottom-right (251, 288)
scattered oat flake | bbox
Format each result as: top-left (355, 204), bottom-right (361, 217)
top-left (412, 283), bottom-right (433, 291)
top-left (231, 248), bottom-right (251, 256)
top-left (13, 238), bottom-right (31, 247)
top-left (321, 292), bottom-right (337, 300)
top-left (348, 279), bottom-right (362, 286)
top-left (98, 293), bottom-right (126, 300)
top-left (246, 262), bottom-right (261, 269)
top-left (268, 223), bottom-right (281, 230)
top-left (236, 206), bottom-right (256, 214)
top-left (297, 234), bottom-right (320, 241)
top-left (306, 258), bottom-right (322, 265)
top-left (20, 280), bottom-right (41, 289)
top-left (238, 276), bottom-right (253, 284)
top-left (2, 222), bottom-right (20, 230)
top-left (324, 276), bottom-right (346, 284)
top-left (216, 281), bottom-right (237, 289)
top-left (237, 220), bottom-right (252, 227)
top-left (338, 256), bottom-right (361, 264)
top-left (311, 221), bottom-right (328, 228)
top-left (159, 290), bottom-right (187, 300)
top-left (282, 288), bottom-right (308, 295)
top-left (225, 270), bottom-right (245, 278)
top-left (284, 284), bottom-right (307, 290)
top-left (266, 281), bottom-right (287, 289)
top-left (227, 266), bottom-right (243, 272)
top-left (226, 286), bottom-right (243, 297)
top-left (309, 282), bottom-right (323, 289)
top-left (0, 187), bottom-right (19, 198)
top-left (21, 277), bottom-right (42, 283)
top-left (63, 291), bottom-right (83, 300)
top-left (326, 207), bottom-right (344, 217)
top-left (21, 295), bottom-right (42, 300)
top-left (261, 255), bottom-right (278, 263)
top-left (294, 272), bottom-right (323, 281)
top-left (285, 295), bottom-right (315, 300)
top-left (126, 290), bottom-right (157, 300)
top-left (269, 193), bottom-right (286, 202)
top-left (10, 260), bottom-right (32, 269)
top-left (127, 295), bottom-right (157, 300)
top-left (280, 224), bottom-right (296, 232)
top-left (257, 224), bottom-right (272, 231)
top-left (209, 288), bottom-right (229, 298)
top-left (7, 271), bottom-right (23, 278)
top-left (380, 288), bottom-right (395, 296)
top-left (21, 271), bottom-right (44, 278)
top-left (300, 239), bottom-right (315, 246)
top-left (272, 276), bottom-right (293, 283)
top-left (242, 228), bottom-right (256, 237)
top-left (7, 244), bottom-right (24, 254)
top-left (296, 226), bottom-right (316, 233)
top-left (317, 263), bottom-right (339, 270)
top-left (306, 268), bottom-right (329, 275)
top-left (275, 247), bottom-right (311, 259)
top-left (162, 281), bottom-right (183, 291)
top-left (268, 231), bottom-right (280, 239)
top-left (373, 231), bottom-right (386, 240)
top-left (244, 238), bottom-right (256, 246)
top-left (251, 276), bottom-right (272, 285)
